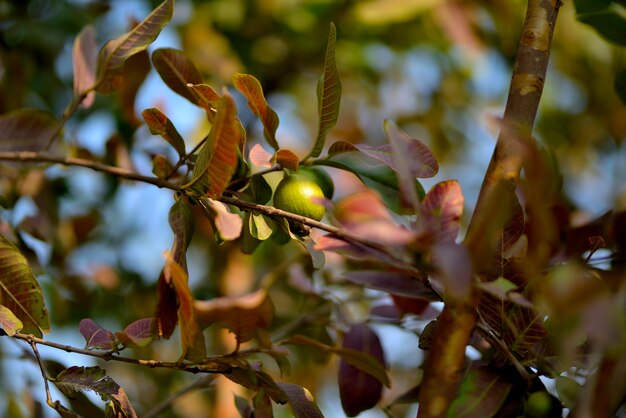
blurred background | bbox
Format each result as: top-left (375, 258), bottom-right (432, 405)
top-left (0, 0), bottom-right (625, 416)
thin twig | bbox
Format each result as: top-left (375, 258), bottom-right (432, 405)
top-left (226, 165), bottom-right (282, 190)
top-left (26, 336), bottom-right (56, 409)
top-left (165, 133), bottom-right (209, 180)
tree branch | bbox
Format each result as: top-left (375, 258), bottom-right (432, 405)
top-left (417, 1), bottom-right (561, 417)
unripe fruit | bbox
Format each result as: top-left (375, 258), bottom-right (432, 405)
top-left (298, 167), bottom-right (334, 199)
top-left (273, 174), bottom-right (326, 221)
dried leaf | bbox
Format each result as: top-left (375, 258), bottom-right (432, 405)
top-left (273, 149), bottom-right (299, 171)
top-left (141, 108), bottom-right (186, 158)
top-left (201, 198), bottom-right (243, 241)
top-left (95, 0), bottom-right (173, 93)
top-left (152, 48), bottom-right (204, 104)
top-left (79, 319), bottom-right (117, 350)
top-left (233, 73), bottom-right (280, 151)
top-left (276, 383), bottom-right (324, 418)
top-left (0, 234), bottom-right (49, 337)
top-left (0, 109), bottom-right (58, 152)
top-left (0, 304), bottom-right (23, 336)
top-left (195, 289), bottom-right (274, 345)
top-left (344, 271), bottom-right (437, 299)
top-left (308, 23), bottom-right (342, 159)
top-left (447, 366), bottom-right (514, 418)
top-left (418, 180), bottom-right (464, 244)
top-left (185, 93), bottom-right (239, 199)
top-left (115, 318), bottom-right (157, 348)
top-left (339, 324), bottom-right (386, 417)
top-left (72, 25), bottom-right (97, 108)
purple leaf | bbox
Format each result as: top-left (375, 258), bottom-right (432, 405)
top-left (115, 318), bottom-right (157, 348)
top-left (418, 180), bottom-right (464, 244)
top-left (276, 383), bottom-right (324, 418)
top-left (79, 319), bottom-right (117, 350)
top-left (344, 271), bottom-right (438, 299)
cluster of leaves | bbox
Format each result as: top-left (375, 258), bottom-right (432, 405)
top-left (1, 0), bottom-right (626, 417)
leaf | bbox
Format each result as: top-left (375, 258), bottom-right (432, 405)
top-left (500, 193), bottom-right (525, 254)
top-left (186, 83), bottom-right (222, 113)
top-left (344, 271), bottom-right (438, 299)
top-left (201, 198), bottom-right (243, 241)
top-left (119, 50), bottom-right (151, 126)
top-left (115, 318), bottom-right (157, 348)
top-left (296, 237), bottom-right (325, 270)
top-left (503, 305), bottom-right (547, 360)
top-left (555, 376), bottom-right (582, 409)
top-left (0, 109), bottom-right (58, 152)
top-left (615, 69), bottom-right (626, 106)
top-left (226, 365), bottom-right (289, 404)
top-left (418, 180), bottom-right (464, 244)
top-left (249, 144), bottom-right (274, 168)
top-left (79, 319), bottom-right (117, 350)
top-left (141, 108), bottom-right (186, 158)
top-left (0, 234), bottom-right (49, 337)
top-left (163, 252), bottom-right (205, 361)
top-left (72, 25), bottom-right (97, 108)
top-left (447, 366), bottom-right (514, 418)
top-left (273, 149), bottom-right (299, 171)
top-left (0, 304), bottom-right (23, 336)
top-left (276, 383), bottom-right (324, 418)
top-left (234, 394), bottom-right (253, 418)
top-left (185, 93), bottom-right (240, 199)
top-left (233, 73), bottom-right (280, 151)
top-left (246, 175), bottom-right (273, 205)
top-left (430, 243), bottom-right (473, 303)
top-left (385, 119), bottom-right (438, 212)
top-left (338, 324), bottom-right (386, 417)
top-left (152, 48), bottom-right (204, 104)
top-left (253, 390), bottom-right (273, 418)
top-left (95, 0), bottom-right (173, 93)
top-left (250, 212), bottom-right (274, 241)
top-left (578, 10), bottom-right (626, 46)
top-left (308, 23), bottom-right (342, 159)
top-left (53, 366), bottom-right (137, 418)
top-left (195, 289), bottom-right (274, 345)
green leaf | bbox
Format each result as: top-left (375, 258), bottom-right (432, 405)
top-left (615, 69), bottom-right (626, 105)
top-left (555, 376), bottom-right (582, 409)
top-left (0, 234), bottom-right (49, 337)
top-left (276, 383), bottom-right (324, 418)
top-left (246, 175), bottom-right (273, 205)
top-left (307, 22), bottom-right (342, 159)
top-left (233, 73), bottom-right (280, 151)
top-left (241, 213), bottom-right (264, 254)
top-left (295, 237), bottom-right (325, 270)
top-left (152, 48), bottom-right (204, 104)
top-left (250, 213), bottom-right (274, 240)
top-left (574, 0), bottom-right (612, 14)
top-left (0, 109), bottom-right (58, 152)
top-left (141, 108), bottom-right (186, 158)
top-left (0, 304), bottom-right (23, 336)
top-left (169, 199), bottom-right (194, 271)
top-left (447, 366), bottom-right (514, 418)
top-left (184, 93), bottom-right (240, 199)
top-left (95, 0), bottom-right (174, 93)
top-left (72, 25), bottom-right (97, 108)
top-left (577, 10), bottom-right (626, 46)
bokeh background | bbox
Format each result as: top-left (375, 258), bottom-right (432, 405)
top-left (1, 0), bottom-right (625, 416)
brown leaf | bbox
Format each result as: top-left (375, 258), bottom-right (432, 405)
top-left (152, 48), bottom-right (204, 104)
top-left (276, 383), bottom-right (324, 418)
top-left (273, 149), bottom-right (299, 171)
top-left (142, 108), bottom-right (186, 158)
top-left (195, 289), bottom-right (274, 345)
top-left (0, 109), bottom-right (58, 152)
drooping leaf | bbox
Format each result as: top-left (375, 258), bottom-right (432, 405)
top-left (308, 23), bottom-right (342, 159)
top-left (0, 109), bottom-right (58, 152)
top-left (119, 50), bottom-right (151, 126)
top-left (249, 144), bottom-right (274, 168)
top-left (241, 213), bottom-right (264, 255)
top-left (78, 319), bottom-right (117, 350)
top-left (185, 93), bottom-right (239, 199)
top-left (53, 366), bottom-right (137, 418)
top-left (274, 149), bottom-right (299, 171)
top-left (233, 73), bottom-right (280, 151)
top-left (115, 318), bottom-right (157, 348)
top-left (141, 108), bottom-right (186, 158)
top-left (447, 366), bottom-right (514, 418)
top-left (0, 304), bottom-right (23, 336)
top-left (152, 48), bottom-right (204, 104)
top-left (343, 271), bottom-right (438, 299)
top-left (226, 365), bottom-right (288, 404)
top-left (430, 243), bottom-right (473, 303)
top-left (418, 180), bottom-right (464, 244)
top-left (95, 0), bottom-right (174, 93)
top-left (72, 25), bottom-right (97, 108)
top-left (577, 10), bottom-right (626, 46)
top-left (276, 383), bottom-right (324, 418)
top-left (200, 198), bottom-right (243, 241)
top-left (0, 234), bottom-right (49, 337)
top-left (338, 324), bottom-right (386, 417)
top-left (295, 237), bottom-right (325, 270)
top-left (195, 289), bottom-right (274, 345)
top-left (555, 376), bottom-right (582, 409)
top-left (385, 119), bottom-right (438, 212)
top-left (286, 334), bottom-right (390, 388)
top-left (163, 252), bottom-right (205, 361)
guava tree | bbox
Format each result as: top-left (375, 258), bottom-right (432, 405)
top-left (0, 0), bottom-right (625, 417)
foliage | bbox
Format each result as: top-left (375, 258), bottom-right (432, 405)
top-left (0, 0), bottom-right (625, 417)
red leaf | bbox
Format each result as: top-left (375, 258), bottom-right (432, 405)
top-left (418, 180), bottom-right (464, 244)
top-left (233, 73), bottom-right (280, 151)
top-left (249, 143), bottom-right (273, 168)
top-left (72, 25), bottom-right (97, 108)
top-left (79, 319), bottom-right (117, 350)
top-left (141, 108), bottom-right (186, 158)
top-left (338, 324), bottom-right (385, 417)
top-left (115, 318), bottom-right (157, 348)
top-left (274, 148), bottom-right (299, 171)
top-left (152, 48), bottom-right (204, 104)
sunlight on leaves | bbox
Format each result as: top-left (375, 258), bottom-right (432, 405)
top-left (0, 305), bottom-right (22, 336)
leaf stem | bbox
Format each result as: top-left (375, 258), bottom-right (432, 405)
top-left (165, 133), bottom-right (209, 180)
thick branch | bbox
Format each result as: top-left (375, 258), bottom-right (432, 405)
top-left (417, 1), bottom-right (561, 417)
